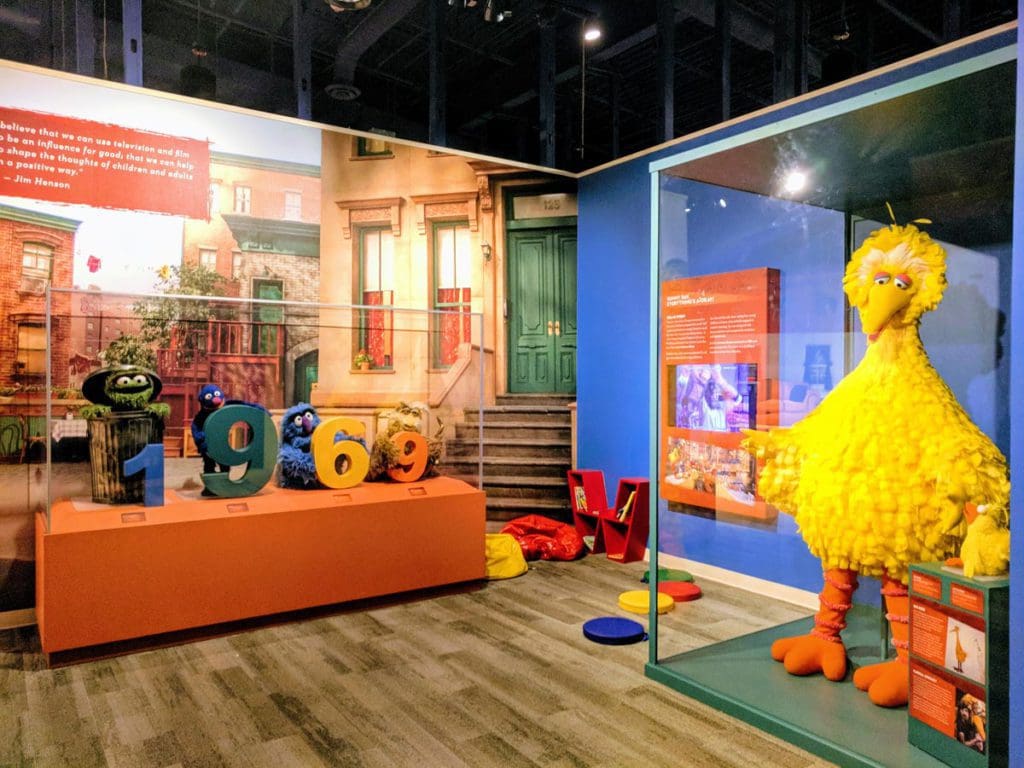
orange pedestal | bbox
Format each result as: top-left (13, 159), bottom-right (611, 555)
top-left (36, 476), bottom-right (485, 654)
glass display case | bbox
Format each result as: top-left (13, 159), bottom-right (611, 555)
top-left (646, 38), bottom-right (1015, 768)
top-left (35, 288), bottom-right (486, 654)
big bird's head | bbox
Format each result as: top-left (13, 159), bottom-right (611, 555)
top-left (843, 223), bottom-right (947, 343)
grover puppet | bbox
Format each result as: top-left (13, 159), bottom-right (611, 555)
top-left (278, 402), bottom-right (321, 489)
top-left (277, 402), bottom-right (369, 489)
top-left (191, 383), bottom-right (269, 480)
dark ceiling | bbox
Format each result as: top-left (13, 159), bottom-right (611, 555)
top-left (0, 1), bottom-right (1017, 171)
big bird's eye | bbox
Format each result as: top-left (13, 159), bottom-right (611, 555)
top-left (292, 415), bottom-right (303, 426)
top-left (115, 376), bottom-right (132, 386)
top-left (132, 374), bottom-right (148, 385)
top-left (894, 274), bottom-right (911, 290)
top-left (873, 272), bottom-right (890, 286)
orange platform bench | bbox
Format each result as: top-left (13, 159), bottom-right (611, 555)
top-left (36, 476), bottom-right (485, 654)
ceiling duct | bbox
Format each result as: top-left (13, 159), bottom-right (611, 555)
top-left (326, 0), bottom-right (419, 101)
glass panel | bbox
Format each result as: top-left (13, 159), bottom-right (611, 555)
top-left (363, 230), bottom-right (380, 292)
top-left (455, 227), bottom-right (471, 286)
top-left (44, 289), bottom-right (485, 533)
top-left (438, 227), bottom-right (455, 288)
top-left (379, 230), bottom-right (394, 290)
top-left (652, 60), bottom-right (1014, 671)
top-left (17, 325), bottom-right (46, 373)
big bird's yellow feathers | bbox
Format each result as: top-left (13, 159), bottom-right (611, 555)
top-left (743, 222), bottom-right (1009, 707)
top-left (745, 222), bottom-right (1010, 584)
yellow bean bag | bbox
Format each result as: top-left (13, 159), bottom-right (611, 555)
top-left (485, 533), bottom-right (528, 579)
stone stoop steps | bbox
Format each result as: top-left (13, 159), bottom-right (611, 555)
top-left (442, 394), bottom-right (574, 523)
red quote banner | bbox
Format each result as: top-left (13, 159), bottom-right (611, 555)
top-left (0, 107), bottom-right (209, 218)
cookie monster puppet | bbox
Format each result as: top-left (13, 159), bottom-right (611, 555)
top-left (278, 402), bottom-right (369, 489)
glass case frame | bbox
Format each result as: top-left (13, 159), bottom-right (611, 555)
top-left (644, 28), bottom-right (1018, 768)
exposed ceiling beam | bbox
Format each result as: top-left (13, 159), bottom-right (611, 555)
top-left (459, 0), bottom-right (820, 132)
top-left (873, 0), bottom-right (942, 44)
top-left (330, 0), bottom-right (419, 88)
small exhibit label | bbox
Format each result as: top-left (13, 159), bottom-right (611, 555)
top-left (912, 571), bottom-right (943, 600)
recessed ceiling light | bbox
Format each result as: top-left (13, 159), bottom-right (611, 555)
top-left (783, 170), bottom-right (807, 193)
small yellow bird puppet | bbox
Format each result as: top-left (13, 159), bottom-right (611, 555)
top-left (743, 219), bottom-right (1010, 708)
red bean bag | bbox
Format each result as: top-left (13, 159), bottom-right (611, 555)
top-left (500, 514), bottom-right (585, 561)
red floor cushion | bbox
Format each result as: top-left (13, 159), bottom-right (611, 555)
top-left (500, 514), bottom-right (585, 561)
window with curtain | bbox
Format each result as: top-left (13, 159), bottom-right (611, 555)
top-left (433, 222), bottom-right (472, 368)
top-left (360, 228), bottom-right (394, 368)
top-left (21, 242), bottom-right (53, 294)
top-left (16, 324), bottom-right (46, 374)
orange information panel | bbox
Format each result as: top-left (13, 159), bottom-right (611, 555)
top-left (909, 662), bottom-right (958, 737)
top-left (908, 563), bottom-right (1008, 766)
top-left (910, 660), bottom-right (989, 749)
top-left (911, 598), bottom-right (988, 684)
top-left (951, 583), bottom-right (985, 615)
top-left (659, 268), bottom-right (779, 520)
top-left (912, 570), bottom-right (943, 600)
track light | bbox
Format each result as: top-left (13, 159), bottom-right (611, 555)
top-left (325, 0), bottom-right (371, 11)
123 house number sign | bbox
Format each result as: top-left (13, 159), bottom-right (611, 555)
top-left (123, 404), bottom-right (430, 505)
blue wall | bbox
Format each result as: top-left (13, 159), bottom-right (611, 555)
top-left (654, 180), bottom-right (847, 594)
top-left (1008, 5), bottom-right (1023, 762)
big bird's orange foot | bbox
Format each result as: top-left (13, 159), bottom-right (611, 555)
top-left (771, 634), bottom-right (848, 681)
top-left (853, 659), bottom-right (908, 707)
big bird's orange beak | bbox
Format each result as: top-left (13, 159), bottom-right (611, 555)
top-left (859, 280), bottom-right (914, 342)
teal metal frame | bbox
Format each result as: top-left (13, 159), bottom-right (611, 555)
top-left (644, 26), bottom-right (1019, 768)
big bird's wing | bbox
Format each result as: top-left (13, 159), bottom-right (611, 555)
top-left (740, 427), bottom-right (793, 462)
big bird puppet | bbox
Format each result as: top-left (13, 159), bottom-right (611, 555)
top-left (743, 217), bottom-right (1010, 708)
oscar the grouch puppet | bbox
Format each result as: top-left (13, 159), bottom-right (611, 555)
top-left (80, 365), bottom-right (170, 420)
top-left (368, 402), bottom-right (444, 481)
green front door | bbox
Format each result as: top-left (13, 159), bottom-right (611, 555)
top-left (294, 350), bottom-right (318, 404)
top-left (252, 279), bottom-right (283, 355)
top-left (508, 227), bottom-right (577, 393)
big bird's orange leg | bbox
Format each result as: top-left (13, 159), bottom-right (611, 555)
top-left (772, 567), bottom-right (856, 680)
top-left (852, 574), bottom-right (909, 707)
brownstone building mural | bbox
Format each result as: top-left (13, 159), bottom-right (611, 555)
top-left (0, 203), bottom-right (79, 390)
top-left (171, 152), bottom-right (322, 434)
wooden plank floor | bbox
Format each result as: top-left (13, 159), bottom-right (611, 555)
top-left (0, 554), bottom-right (834, 767)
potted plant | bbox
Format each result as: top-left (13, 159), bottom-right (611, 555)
top-left (353, 349), bottom-right (372, 371)
top-left (0, 384), bottom-right (20, 404)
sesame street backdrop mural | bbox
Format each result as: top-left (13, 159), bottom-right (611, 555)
top-left (0, 64), bottom-right (322, 612)
top-left (660, 268), bottom-right (779, 522)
